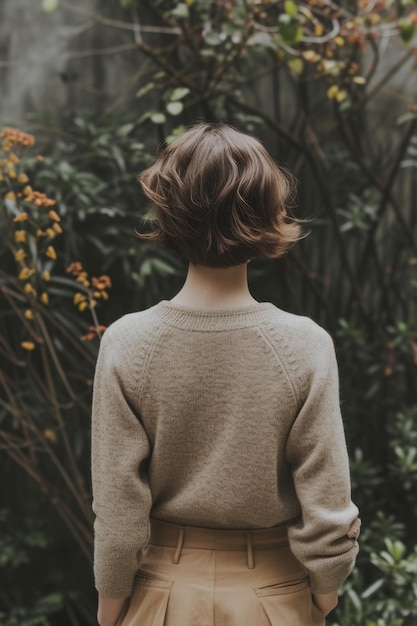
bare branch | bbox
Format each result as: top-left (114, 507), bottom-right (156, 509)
top-left (60, 2), bottom-right (180, 35)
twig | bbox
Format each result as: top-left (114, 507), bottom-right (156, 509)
top-left (60, 2), bottom-right (180, 35)
top-left (131, 4), bottom-right (143, 46)
top-left (301, 19), bottom-right (341, 44)
top-left (364, 46), bottom-right (416, 105)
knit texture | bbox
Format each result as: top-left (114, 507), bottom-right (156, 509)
top-left (91, 300), bottom-right (359, 598)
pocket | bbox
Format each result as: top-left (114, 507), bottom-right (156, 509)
top-left (254, 578), bottom-right (325, 626)
top-left (119, 575), bottom-right (173, 626)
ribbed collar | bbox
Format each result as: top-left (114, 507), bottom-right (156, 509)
top-left (155, 300), bottom-right (275, 331)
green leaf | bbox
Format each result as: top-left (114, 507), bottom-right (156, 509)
top-left (347, 588), bottom-right (362, 611)
top-left (117, 123), bottom-right (134, 137)
top-left (361, 579), bottom-right (384, 599)
top-left (287, 58), bottom-right (304, 75)
top-left (150, 112), bottom-right (166, 125)
top-left (399, 19), bottom-right (415, 43)
top-left (166, 101), bottom-right (184, 116)
top-left (42, 0), bottom-right (59, 12)
top-left (204, 31), bottom-right (223, 46)
top-left (397, 111), bottom-right (417, 126)
top-left (170, 87), bottom-right (190, 101)
top-left (284, 0), bottom-right (297, 16)
top-left (165, 125), bottom-right (186, 144)
top-left (247, 32), bottom-right (277, 50)
top-left (280, 21), bottom-right (303, 45)
top-left (170, 3), bottom-right (189, 18)
top-left (136, 82), bottom-right (155, 98)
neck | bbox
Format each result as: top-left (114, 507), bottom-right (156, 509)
top-left (171, 261), bottom-right (257, 309)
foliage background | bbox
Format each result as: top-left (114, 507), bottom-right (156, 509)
top-left (1, 1), bottom-right (417, 624)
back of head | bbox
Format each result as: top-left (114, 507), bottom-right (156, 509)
top-left (137, 122), bottom-right (302, 267)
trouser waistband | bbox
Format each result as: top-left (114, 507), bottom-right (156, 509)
top-left (149, 517), bottom-right (290, 569)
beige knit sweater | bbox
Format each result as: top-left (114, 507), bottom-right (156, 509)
top-left (91, 300), bottom-right (360, 599)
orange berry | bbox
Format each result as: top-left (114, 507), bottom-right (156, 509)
top-left (48, 210), bottom-right (60, 222)
top-left (13, 212), bottom-right (28, 222)
top-left (45, 246), bottom-right (57, 260)
top-left (21, 341), bottom-right (36, 351)
top-left (14, 230), bottom-right (27, 243)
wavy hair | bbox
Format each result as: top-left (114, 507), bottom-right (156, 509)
top-left (137, 122), bottom-right (303, 267)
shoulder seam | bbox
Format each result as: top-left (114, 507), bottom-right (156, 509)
top-left (258, 326), bottom-right (300, 407)
top-left (135, 324), bottom-right (166, 404)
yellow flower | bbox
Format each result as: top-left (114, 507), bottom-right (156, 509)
top-left (93, 291), bottom-right (101, 298)
top-left (8, 152), bottom-right (20, 164)
top-left (334, 36), bottom-right (344, 47)
top-left (45, 246), bottom-right (57, 260)
top-left (7, 192), bottom-right (17, 202)
top-left (13, 212), bottom-right (28, 222)
top-left (46, 228), bottom-right (55, 238)
top-left (66, 262), bottom-right (82, 275)
top-left (40, 292), bottom-right (49, 305)
top-left (44, 429), bottom-right (57, 443)
top-left (48, 210), bottom-right (61, 222)
top-left (36, 229), bottom-right (46, 237)
top-left (7, 165), bottom-right (16, 179)
top-left (314, 22), bottom-right (324, 36)
top-left (41, 271), bottom-right (51, 281)
top-left (327, 85), bottom-right (339, 99)
top-left (53, 223), bottom-right (63, 234)
top-left (21, 341), bottom-right (36, 351)
top-left (0, 172), bottom-right (3, 181)
top-left (336, 89), bottom-right (348, 103)
top-left (23, 185), bottom-right (33, 195)
top-left (15, 249), bottom-right (26, 262)
top-left (18, 173), bottom-right (29, 183)
top-left (18, 267), bottom-right (35, 280)
top-left (302, 50), bottom-right (320, 62)
top-left (78, 301), bottom-right (88, 312)
top-left (24, 283), bottom-right (37, 296)
top-left (74, 293), bottom-right (86, 305)
top-left (14, 230), bottom-right (27, 243)
top-left (352, 76), bottom-right (366, 85)
top-left (24, 309), bottom-right (34, 320)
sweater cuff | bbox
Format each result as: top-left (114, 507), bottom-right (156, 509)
top-left (308, 540), bottom-right (359, 594)
top-left (95, 572), bottom-right (135, 599)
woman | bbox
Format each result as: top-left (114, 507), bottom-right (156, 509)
top-left (91, 123), bottom-right (360, 626)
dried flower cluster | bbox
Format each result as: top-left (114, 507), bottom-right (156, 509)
top-left (66, 263), bottom-right (111, 340)
top-left (1, 128), bottom-right (112, 350)
top-left (0, 127), bottom-right (35, 152)
top-left (0, 127), bottom-right (63, 351)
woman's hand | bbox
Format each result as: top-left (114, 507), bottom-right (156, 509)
top-left (97, 593), bottom-right (130, 626)
top-left (312, 591), bottom-right (338, 616)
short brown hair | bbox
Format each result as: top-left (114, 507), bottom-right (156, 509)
top-left (137, 122), bottom-right (302, 267)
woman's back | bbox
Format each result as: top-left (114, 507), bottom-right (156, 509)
top-left (92, 299), bottom-right (358, 600)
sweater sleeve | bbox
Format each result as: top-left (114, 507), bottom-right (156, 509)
top-left (91, 324), bottom-right (152, 598)
top-left (285, 328), bottom-right (360, 594)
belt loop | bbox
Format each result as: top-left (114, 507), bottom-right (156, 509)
top-left (246, 531), bottom-right (254, 569)
top-left (172, 526), bottom-right (185, 564)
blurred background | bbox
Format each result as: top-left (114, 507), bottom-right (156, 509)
top-left (0, 1), bottom-right (416, 624)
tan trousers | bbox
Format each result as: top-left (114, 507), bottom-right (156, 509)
top-left (119, 517), bottom-right (325, 626)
